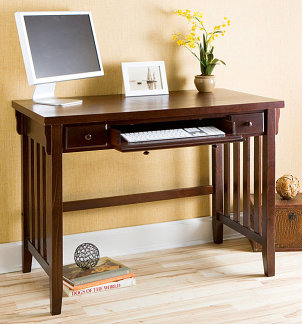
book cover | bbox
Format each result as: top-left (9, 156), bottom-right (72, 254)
top-left (63, 257), bottom-right (132, 286)
top-left (63, 272), bottom-right (135, 291)
top-left (63, 277), bottom-right (136, 297)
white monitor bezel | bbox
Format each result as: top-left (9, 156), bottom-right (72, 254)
top-left (15, 11), bottom-right (104, 85)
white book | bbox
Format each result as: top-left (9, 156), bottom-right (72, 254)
top-left (63, 277), bottom-right (136, 297)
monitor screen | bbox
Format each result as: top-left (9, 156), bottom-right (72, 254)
top-left (23, 14), bottom-right (101, 79)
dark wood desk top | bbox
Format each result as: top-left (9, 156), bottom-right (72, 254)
top-left (12, 89), bottom-right (284, 125)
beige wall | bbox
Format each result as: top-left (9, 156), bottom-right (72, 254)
top-left (0, 0), bottom-right (301, 243)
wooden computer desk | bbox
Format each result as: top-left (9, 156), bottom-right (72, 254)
top-left (12, 89), bottom-right (284, 315)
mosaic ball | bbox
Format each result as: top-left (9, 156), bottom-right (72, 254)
top-left (276, 175), bottom-right (300, 200)
top-left (74, 243), bottom-right (100, 269)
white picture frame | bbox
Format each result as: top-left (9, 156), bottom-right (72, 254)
top-left (121, 61), bottom-right (169, 97)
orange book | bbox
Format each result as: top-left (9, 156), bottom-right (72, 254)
top-left (63, 272), bottom-right (135, 291)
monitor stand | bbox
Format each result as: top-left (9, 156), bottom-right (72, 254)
top-left (33, 83), bottom-right (83, 107)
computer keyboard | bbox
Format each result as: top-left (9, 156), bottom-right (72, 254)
top-left (121, 126), bottom-right (225, 143)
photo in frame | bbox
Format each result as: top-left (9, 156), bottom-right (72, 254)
top-left (121, 61), bottom-right (169, 97)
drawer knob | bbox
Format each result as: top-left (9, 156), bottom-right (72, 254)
top-left (245, 121), bottom-right (253, 127)
top-left (84, 134), bottom-right (92, 141)
top-left (288, 212), bottom-right (296, 221)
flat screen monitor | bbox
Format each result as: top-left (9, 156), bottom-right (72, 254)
top-left (15, 11), bottom-right (104, 106)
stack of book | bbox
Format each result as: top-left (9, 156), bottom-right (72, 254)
top-left (63, 257), bottom-right (135, 297)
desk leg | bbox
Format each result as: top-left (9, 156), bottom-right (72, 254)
top-left (45, 125), bottom-right (63, 315)
top-left (262, 109), bottom-right (276, 276)
top-left (212, 144), bottom-right (223, 243)
top-left (21, 134), bottom-right (32, 273)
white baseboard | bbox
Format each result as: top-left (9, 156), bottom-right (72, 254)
top-left (0, 216), bottom-right (242, 274)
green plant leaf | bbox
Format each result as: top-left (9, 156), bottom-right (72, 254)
top-left (207, 53), bottom-right (214, 63)
top-left (205, 64), bottom-right (216, 75)
top-left (198, 42), bottom-right (203, 53)
top-left (212, 58), bottom-right (226, 65)
top-left (200, 59), bottom-right (206, 74)
top-left (201, 51), bottom-right (206, 65)
top-left (210, 46), bottom-right (214, 54)
top-left (203, 34), bottom-right (207, 53)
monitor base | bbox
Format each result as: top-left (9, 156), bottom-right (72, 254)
top-left (34, 98), bottom-right (83, 107)
top-left (33, 83), bottom-right (83, 107)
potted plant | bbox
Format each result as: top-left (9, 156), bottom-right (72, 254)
top-left (172, 10), bottom-right (230, 92)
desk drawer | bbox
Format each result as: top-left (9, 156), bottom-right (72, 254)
top-left (230, 113), bottom-right (264, 135)
top-left (64, 123), bottom-right (108, 151)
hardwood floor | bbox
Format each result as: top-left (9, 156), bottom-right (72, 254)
top-left (1, 238), bottom-right (302, 323)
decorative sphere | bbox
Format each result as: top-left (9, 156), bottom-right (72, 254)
top-left (276, 175), bottom-right (300, 200)
top-left (74, 243), bottom-right (100, 269)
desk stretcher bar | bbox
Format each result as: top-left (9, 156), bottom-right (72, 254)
top-left (63, 186), bottom-right (213, 212)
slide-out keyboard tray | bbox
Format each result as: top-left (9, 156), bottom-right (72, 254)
top-left (109, 119), bottom-right (244, 152)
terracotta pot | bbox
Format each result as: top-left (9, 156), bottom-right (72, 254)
top-left (194, 75), bottom-right (216, 93)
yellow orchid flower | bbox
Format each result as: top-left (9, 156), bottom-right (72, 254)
top-left (185, 34), bottom-right (195, 42)
top-left (173, 10), bottom-right (229, 75)
top-left (176, 39), bottom-right (185, 46)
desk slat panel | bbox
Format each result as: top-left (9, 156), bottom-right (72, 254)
top-left (233, 142), bottom-right (241, 222)
top-left (42, 147), bottom-right (47, 260)
top-left (254, 136), bottom-right (262, 234)
top-left (212, 145), bottom-right (223, 244)
top-left (38, 144), bottom-right (44, 256)
top-left (35, 143), bottom-right (40, 251)
top-left (243, 138), bottom-right (251, 228)
top-left (28, 139), bottom-right (34, 244)
top-left (224, 143), bottom-right (231, 217)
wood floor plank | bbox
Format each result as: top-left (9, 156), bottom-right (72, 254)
top-left (1, 238), bottom-right (302, 323)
